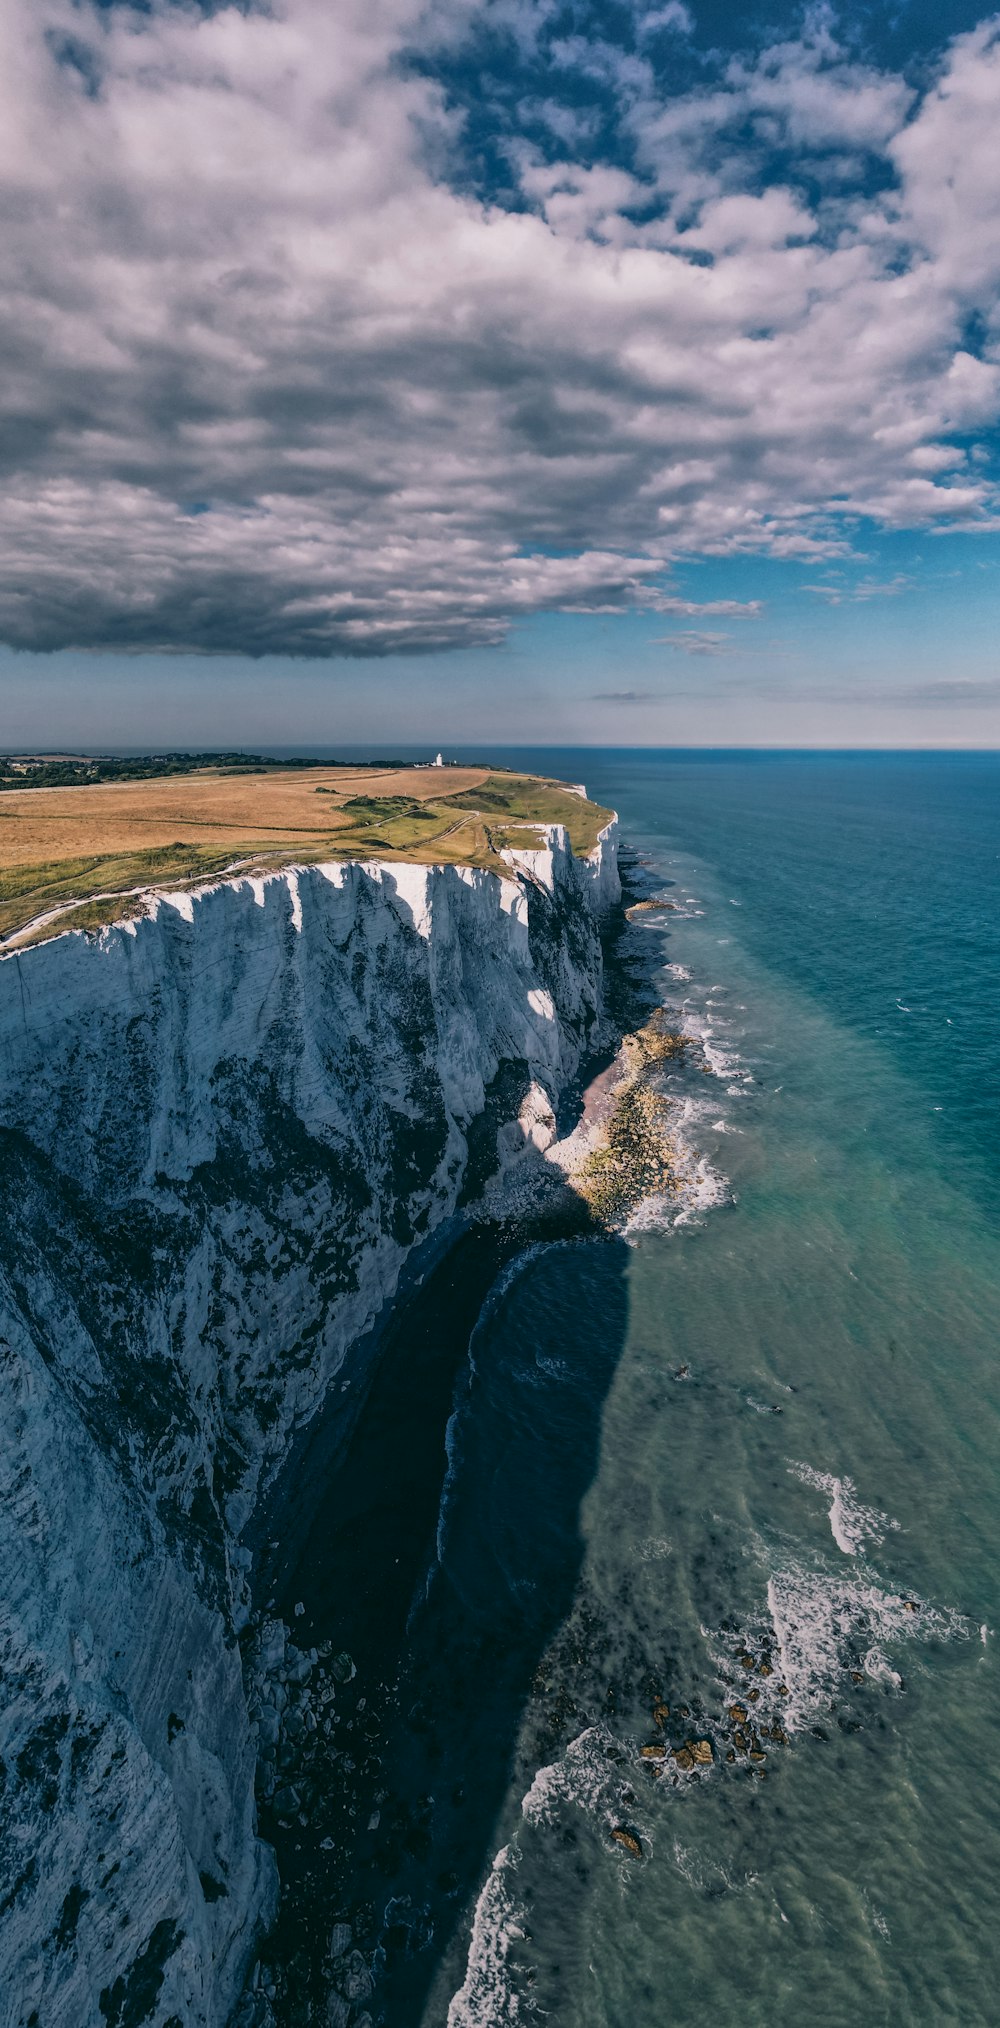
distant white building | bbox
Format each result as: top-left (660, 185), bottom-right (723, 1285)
top-left (433, 752), bottom-right (444, 767)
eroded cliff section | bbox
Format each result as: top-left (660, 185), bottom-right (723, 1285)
top-left (0, 823), bottom-right (618, 2028)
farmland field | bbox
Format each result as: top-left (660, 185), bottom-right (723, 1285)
top-left (0, 762), bottom-right (612, 945)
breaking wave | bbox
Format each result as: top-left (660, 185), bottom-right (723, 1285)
top-left (788, 1461), bottom-right (901, 1557)
top-left (764, 1564), bottom-right (970, 1726)
top-left (446, 1843), bottom-right (535, 2028)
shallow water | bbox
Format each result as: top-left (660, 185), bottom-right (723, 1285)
top-left (272, 752), bottom-right (1000, 2025)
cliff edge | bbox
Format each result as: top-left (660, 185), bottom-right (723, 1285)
top-left (0, 821), bottom-right (618, 2027)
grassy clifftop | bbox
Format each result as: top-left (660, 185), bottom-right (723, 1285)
top-left (0, 761), bottom-right (613, 948)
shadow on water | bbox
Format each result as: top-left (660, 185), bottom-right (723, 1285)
top-left (246, 852), bottom-right (664, 2025)
top-left (252, 1217), bottom-right (633, 2027)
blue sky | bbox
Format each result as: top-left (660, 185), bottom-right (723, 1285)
top-left (2, 0), bottom-right (1000, 747)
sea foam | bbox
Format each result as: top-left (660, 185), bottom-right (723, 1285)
top-left (446, 1844), bottom-right (535, 2028)
top-left (788, 1461), bottom-right (901, 1557)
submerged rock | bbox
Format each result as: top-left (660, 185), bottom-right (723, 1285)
top-left (611, 1828), bottom-right (644, 1858)
top-left (626, 897), bottom-right (675, 917)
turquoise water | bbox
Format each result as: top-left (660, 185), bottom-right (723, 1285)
top-left (273, 753), bottom-right (1000, 2025)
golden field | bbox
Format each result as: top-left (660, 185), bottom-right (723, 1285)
top-left (0, 764), bottom-right (612, 945)
top-left (0, 765), bottom-right (489, 869)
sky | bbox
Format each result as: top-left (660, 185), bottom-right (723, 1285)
top-left (2, 0), bottom-right (1000, 748)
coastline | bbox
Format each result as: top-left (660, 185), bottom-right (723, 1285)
top-left (233, 844), bottom-right (733, 2023)
top-left (0, 813), bottom-right (623, 2027)
top-left (4, 747), bottom-right (999, 2025)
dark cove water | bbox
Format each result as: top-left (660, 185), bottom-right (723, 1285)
top-left (267, 752), bottom-right (1000, 2026)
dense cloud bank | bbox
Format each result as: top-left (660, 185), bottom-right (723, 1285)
top-left (3, 0), bottom-right (1000, 655)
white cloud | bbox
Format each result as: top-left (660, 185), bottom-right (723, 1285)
top-left (682, 187), bottom-right (816, 254)
top-left (890, 20), bottom-right (1000, 299)
top-left (635, 4), bottom-right (693, 42)
top-left (657, 630), bottom-right (733, 654)
top-left (514, 159), bottom-right (645, 240)
top-left (729, 28), bottom-right (913, 150)
top-left (0, 0), bottom-right (998, 656)
top-left (802, 574), bottom-right (913, 604)
top-left (651, 596), bottom-right (762, 616)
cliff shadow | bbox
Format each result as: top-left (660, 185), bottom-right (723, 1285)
top-left (244, 855), bottom-right (672, 2026)
top-left (253, 1218), bottom-right (633, 2028)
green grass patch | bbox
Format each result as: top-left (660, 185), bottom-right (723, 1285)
top-left (0, 844), bottom-right (243, 939)
top-left (443, 774), bottom-right (613, 855)
top-left (13, 895), bottom-right (151, 947)
top-left (336, 795), bottom-right (441, 823)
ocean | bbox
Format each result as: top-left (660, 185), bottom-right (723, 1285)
top-left (268, 750), bottom-right (1000, 2026)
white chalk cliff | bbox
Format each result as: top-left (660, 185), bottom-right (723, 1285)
top-left (0, 822), bottom-right (618, 2028)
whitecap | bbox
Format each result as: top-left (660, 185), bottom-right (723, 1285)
top-left (634, 1536), bottom-right (673, 1562)
top-left (532, 1351), bottom-right (570, 1382)
top-left (671, 1839), bottom-right (745, 1893)
top-left (522, 1724), bottom-right (630, 1832)
top-left (789, 1461), bottom-right (900, 1557)
top-left (763, 1566), bottom-right (969, 1731)
top-left (707, 1545), bottom-right (971, 1740)
top-left (627, 1145), bottom-right (729, 1235)
top-left (446, 1843), bottom-right (534, 2028)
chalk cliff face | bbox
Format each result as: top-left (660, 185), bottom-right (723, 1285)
top-left (0, 822), bottom-right (618, 2028)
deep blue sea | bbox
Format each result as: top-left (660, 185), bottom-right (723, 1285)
top-left (273, 751), bottom-right (1000, 2026)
